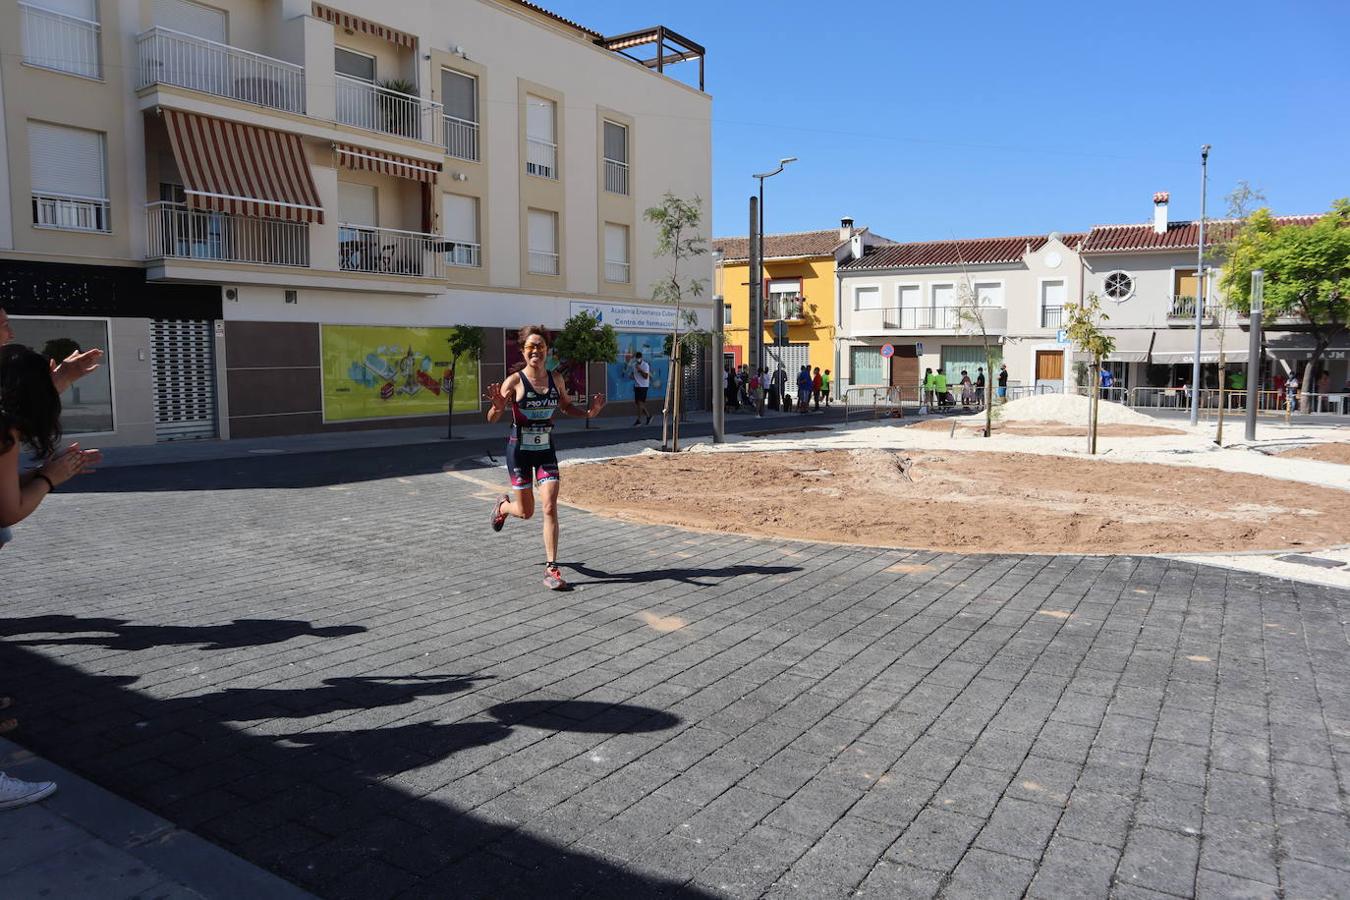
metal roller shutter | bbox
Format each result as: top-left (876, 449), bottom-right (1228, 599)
top-left (151, 319), bottom-right (218, 441)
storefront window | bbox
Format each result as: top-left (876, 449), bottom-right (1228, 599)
top-left (8, 317), bottom-right (113, 433)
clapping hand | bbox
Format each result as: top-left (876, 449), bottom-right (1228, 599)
top-left (40, 442), bottom-right (102, 487)
top-left (50, 348), bottom-right (103, 392)
top-left (587, 393), bottom-right (607, 418)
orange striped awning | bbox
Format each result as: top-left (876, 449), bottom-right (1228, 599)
top-left (311, 3), bottom-right (415, 48)
top-left (334, 143), bottom-right (441, 184)
top-left (163, 109), bottom-right (324, 224)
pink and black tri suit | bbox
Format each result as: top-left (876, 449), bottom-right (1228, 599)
top-left (506, 372), bottom-right (561, 490)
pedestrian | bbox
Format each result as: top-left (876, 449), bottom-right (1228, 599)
top-left (996, 363), bottom-right (1008, 403)
top-left (757, 367), bottom-right (768, 416)
top-left (822, 369), bottom-right (832, 407)
top-left (922, 367), bottom-right (935, 407)
top-left (723, 363), bottom-right (738, 411)
top-left (796, 366), bottom-right (812, 413)
top-left (959, 370), bottom-right (974, 408)
top-left (772, 365), bottom-right (786, 411)
top-left (1100, 365), bottom-right (1114, 399)
top-left (1, 343), bottom-right (103, 810)
top-left (811, 367), bottom-right (823, 411)
top-left (631, 351), bottom-right (652, 425)
top-left (975, 367), bottom-right (986, 408)
top-left (738, 365), bottom-right (751, 408)
top-left (487, 326), bottom-right (605, 591)
top-left (933, 368), bottom-right (949, 409)
top-left (1285, 373), bottom-right (1299, 412)
top-left (1317, 370), bottom-right (1331, 412)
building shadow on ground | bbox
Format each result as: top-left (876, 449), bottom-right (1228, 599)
top-left (565, 562), bottom-right (802, 588)
top-left (1, 642), bottom-right (706, 898)
top-left (0, 615), bottom-right (366, 651)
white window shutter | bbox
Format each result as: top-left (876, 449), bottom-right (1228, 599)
top-left (855, 286), bottom-right (881, 310)
top-left (604, 223), bottom-right (628, 263)
top-left (528, 210), bottom-right (556, 254)
top-left (442, 194), bottom-right (477, 244)
top-left (603, 121), bottom-right (627, 163)
top-left (441, 70), bottom-right (476, 122)
top-left (152, 0), bottom-right (228, 41)
top-left (338, 182), bottom-right (377, 226)
top-left (526, 95), bottom-right (554, 142)
top-left (932, 284), bottom-right (955, 307)
top-left (898, 284), bottom-right (920, 308)
top-left (31, 0), bottom-right (97, 19)
top-left (29, 122), bottom-right (105, 198)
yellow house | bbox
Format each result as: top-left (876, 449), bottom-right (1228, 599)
top-left (713, 219), bottom-right (883, 390)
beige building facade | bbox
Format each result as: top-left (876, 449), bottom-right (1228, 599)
top-left (0, 0), bottom-right (711, 444)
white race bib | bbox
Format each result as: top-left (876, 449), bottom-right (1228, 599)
top-left (520, 427), bottom-right (551, 448)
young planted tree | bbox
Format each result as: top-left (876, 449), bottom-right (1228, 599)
top-left (444, 325), bottom-right (485, 440)
top-left (644, 193), bottom-right (709, 451)
top-left (1221, 199), bottom-right (1350, 411)
top-left (954, 282), bottom-right (998, 438)
top-left (1063, 293), bottom-right (1117, 455)
top-left (1210, 182), bottom-right (1268, 444)
top-left (552, 310), bottom-right (619, 429)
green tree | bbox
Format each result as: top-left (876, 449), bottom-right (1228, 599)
top-left (1209, 181), bottom-right (1267, 444)
top-left (644, 192), bottom-right (709, 451)
top-left (444, 325), bottom-right (485, 439)
top-left (1220, 199), bottom-right (1350, 408)
top-left (1063, 293), bottom-right (1117, 455)
top-left (954, 283), bottom-right (999, 437)
top-left (552, 310), bottom-right (618, 429)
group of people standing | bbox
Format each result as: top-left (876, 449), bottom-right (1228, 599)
top-left (0, 306), bottom-right (103, 810)
top-left (723, 363), bottom-right (832, 415)
top-left (924, 364), bottom-right (1006, 410)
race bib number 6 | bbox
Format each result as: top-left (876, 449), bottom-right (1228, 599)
top-left (521, 429), bottom-right (551, 448)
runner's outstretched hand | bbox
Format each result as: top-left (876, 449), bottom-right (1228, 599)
top-left (587, 393), bottom-right (606, 418)
top-left (485, 383), bottom-right (507, 412)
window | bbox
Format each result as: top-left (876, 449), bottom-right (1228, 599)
top-left (931, 283), bottom-right (956, 308)
top-left (29, 121), bottom-right (108, 232)
top-left (440, 69), bottom-right (478, 161)
top-left (21, 0), bottom-right (102, 79)
top-left (897, 284), bottom-right (921, 308)
top-left (442, 194), bottom-right (479, 268)
top-left (973, 281), bottom-right (1004, 307)
top-left (851, 347), bottom-right (884, 386)
top-left (767, 278), bottom-right (803, 320)
top-left (337, 182), bottom-right (378, 271)
top-left (527, 209), bottom-right (558, 275)
top-left (6, 316), bottom-right (113, 433)
top-left (152, 0), bottom-right (227, 41)
top-left (722, 305), bottom-right (733, 327)
top-left (854, 285), bottom-right (881, 310)
top-left (604, 222), bottom-right (629, 283)
top-left (603, 120), bottom-right (628, 195)
top-left (335, 47), bottom-right (375, 82)
top-left (525, 94), bottom-right (556, 179)
top-left (1103, 270), bottom-right (1134, 302)
top-left (1040, 279), bottom-right (1066, 328)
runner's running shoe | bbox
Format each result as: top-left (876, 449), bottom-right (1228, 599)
top-left (544, 563), bottom-right (568, 591)
top-left (490, 495), bottom-right (509, 532)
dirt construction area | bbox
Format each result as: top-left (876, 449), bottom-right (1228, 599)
top-left (1277, 441), bottom-right (1350, 465)
top-left (562, 448), bottom-right (1350, 555)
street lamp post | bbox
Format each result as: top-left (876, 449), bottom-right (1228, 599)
top-left (751, 157), bottom-right (797, 381)
top-left (712, 248), bottom-right (725, 443)
top-left (1190, 144), bottom-right (1210, 425)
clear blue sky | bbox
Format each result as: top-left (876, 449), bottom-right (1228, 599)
top-left (547, 0), bottom-right (1348, 242)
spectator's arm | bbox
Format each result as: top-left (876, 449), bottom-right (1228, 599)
top-left (50, 348), bottom-right (104, 393)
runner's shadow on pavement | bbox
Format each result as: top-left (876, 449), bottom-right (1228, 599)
top-left (0, 615), bottom-right (366, 651)
top-left (565, 562), bottom-right (802, 588)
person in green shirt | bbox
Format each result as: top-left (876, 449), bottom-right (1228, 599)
top-left (821, 369), bottom-right (832, 407)
top-left (933, 370), bottom-right (949, 408)
top-left (922, 368), bottom-right (935, 406)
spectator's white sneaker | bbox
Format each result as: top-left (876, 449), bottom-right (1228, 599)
top-left (0, 772), bottom-right (57, 810)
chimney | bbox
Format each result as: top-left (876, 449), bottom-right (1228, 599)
top-left (1152, 191), bottom-right (1170, 234)
top-left (840, 216), bottom-right (855, 242)
top-left (849, 232), bottom-right (863, 261)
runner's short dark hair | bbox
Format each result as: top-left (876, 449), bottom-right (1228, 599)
top-left (635, 351), bottom-right (643, 358)
top-left (518, 325), bottom-right (550, 346)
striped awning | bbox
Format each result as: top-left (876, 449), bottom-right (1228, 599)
top-left (335, 143), bottom-right (441, 184)
top-left (162, 109), bottom-right (323, 223)
top-left (311, 3), bottom-right (415, 48)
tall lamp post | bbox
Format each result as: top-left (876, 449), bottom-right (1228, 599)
top-left (751, 157), bottom-right (797, 377)
top-left (1189, 144), bottom-right (1211, 425)
top-left (712, 248), bottom-right (726, 443)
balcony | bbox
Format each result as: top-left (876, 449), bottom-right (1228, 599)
top-left (1041, 305), bottom-right (1063, 329)
top-left (1167, 295), bottom-right (1208, 321)
top-left (338, 225), bottom-right (445, 279)
top-left (445, 240), bottom-right (480, 269)
top-left (764, 295), bottom-right (805, 322)
top-left (854, 305), bottom-right (1007, 336)
top-left (136, 27), bottom-right (305, 114)
top-left (604, 158), bottom-right (629, 195)
top-left (146, 202), bottom-right (309, 267)
top-left (527, 138), bottom-right (557, 179)
top-left (20, 2), bottom-right (101, 79)
top-left (528, 250), bottom-right (559, 275)
top-left (882, 306), bottom-right (963, 330)
top-left (443, 114), bottom-right (479, 161)
top-left (605, 260), bottom-right (630, 284)
top-left (335, 75), bottom-right (442, 144)
top-left (32, 192), bottom-right (110, 233)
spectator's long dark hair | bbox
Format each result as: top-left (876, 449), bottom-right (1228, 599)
top-left (0, 344), bottom-right (62, 459)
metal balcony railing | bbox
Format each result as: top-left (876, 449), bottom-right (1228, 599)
top-left (335, 75), bottom-right (442, 143)
top-left (604, 158), bottom-right (629, 195)
top-left (526, 138), bottom-right (557, 179)
top-left (880, 306), bottom-right (964, 330)
top-left (764, 296), bottom-right (805, 321)
top-left (443, 114), bottom-right (479, 161)
top-left (20, 2), bottom-right (101, 79)
top-left (605, 260), bottom-right (630, 283)
top-left (338, 224), bottom-right (446, 278)
top-left (444, 240), bottom-right (480, 268)
top-left (146, 202), bottom-right (309, 267)
top-left (528, 249), bottom-right (559, 275)
top-left (1041, 305), bottom-right (1063, 329)
top-left (136, 27), bottom-right (304, 114)
top-left (1167, 295), bottom-right (1207, 318)
top-left (32, 192), bottom-right (110, 232)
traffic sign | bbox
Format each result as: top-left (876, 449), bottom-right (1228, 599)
top-left (1056, 329), bottom-right (1070, 346)
top-left (880, 343), bottom-right (895, 359)
top-left (915, 341), bottom-right (924, 355)
top-left (774, 320), bottom-right (790, 346)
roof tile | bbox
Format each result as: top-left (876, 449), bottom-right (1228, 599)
top-left (712, 229), bottom-right (847, 263)
top-left (838, 233), bottom-right (1084, 271)
top-left (1080, 215), bottom-right (1318, 253)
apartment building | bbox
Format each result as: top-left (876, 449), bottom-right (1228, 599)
top-left (0, 0), bottom-right (711, 444)
top-left (712, 219), bottom-right (885, 381)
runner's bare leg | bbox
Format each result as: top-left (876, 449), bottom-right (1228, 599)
top-left (539, 479), bottom-right (560, 562)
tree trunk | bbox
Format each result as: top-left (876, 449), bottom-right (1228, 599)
top-left (1089, 359), bottom-right (1100, 455)
top-left (1215, 361), bottom-right (1226, 444)
top-left (661, 352), bottom-right (674, 450)
top-left (984, 345), bottom-right (994, 438)
top-left (671, 348), bottom-right (683, 452)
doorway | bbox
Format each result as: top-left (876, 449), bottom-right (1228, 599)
top-left (1035, 350), bottom-right (1064, 392)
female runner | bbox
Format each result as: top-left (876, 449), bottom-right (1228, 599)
top-left (487, 325), bottom-right (604, 589)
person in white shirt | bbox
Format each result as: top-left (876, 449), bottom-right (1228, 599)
top-left (631, 351), bottom-right (652, 425)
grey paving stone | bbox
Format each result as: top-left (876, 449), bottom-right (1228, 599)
top-left (943, 847), bottom-right (1037, 900)
top-left (1057, 788), bottom-right (1135, 850)
top-left (973, 797), bottom-right (1062, 861)
top-left (1195, 868), bottom-right (1279, 900)
top-left (1027, 834), bottom-right (1119, 899)
top-left (884, 808), bottom-right (982, 873)
top-left (1117, 825), bottom-right (1200, 897)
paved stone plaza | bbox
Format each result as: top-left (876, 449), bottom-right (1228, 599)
top-left (2, 445), bottom-right (1348, 899)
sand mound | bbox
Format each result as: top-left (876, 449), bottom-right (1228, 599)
top-left (911, 419), bottom-right (1183, 438)
top-left (563, 449), bottom-right (1350, 555)
top-left (1277, 443), bottom-right (1350, 466)
top-left (999, 392), bottom-right (1161, 427)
